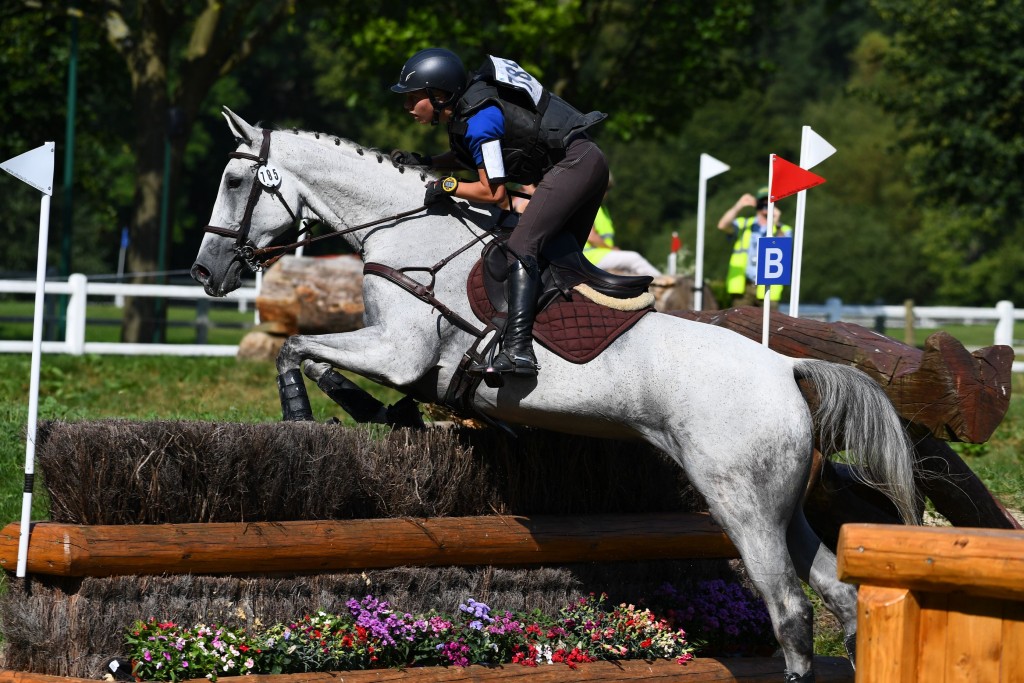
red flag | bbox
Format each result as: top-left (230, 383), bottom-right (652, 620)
top-left (770, 154), bottom-right (825, 202)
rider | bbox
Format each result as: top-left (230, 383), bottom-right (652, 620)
top-left (390, 47), bottom-right (609, 379)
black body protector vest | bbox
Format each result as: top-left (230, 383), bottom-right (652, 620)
top-left (448, 56), bottom-right (607, 185)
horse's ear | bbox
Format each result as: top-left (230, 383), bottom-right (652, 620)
top-left (222, 106), bottom-right (257, 146)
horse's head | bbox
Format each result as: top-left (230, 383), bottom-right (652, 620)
top-left (191, 107), bottom-right (306, 296)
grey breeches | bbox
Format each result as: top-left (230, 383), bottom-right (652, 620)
top-left (507, 138), bottom-right (609, 262)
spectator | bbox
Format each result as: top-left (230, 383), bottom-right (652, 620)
top-left (716, 187), bottom-right (792, 307)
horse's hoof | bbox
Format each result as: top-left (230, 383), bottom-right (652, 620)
top-left (385, 396), bottom-right (425, 430)
top-left (844, 632), bottom-right (857, 667)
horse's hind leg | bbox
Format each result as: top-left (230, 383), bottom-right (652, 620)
top-left (710, 502), bottom-right (816, 680)
top-left (787, 508), bottom-right (859, 663)
top-left (678, 424), bottom-right (818, 679)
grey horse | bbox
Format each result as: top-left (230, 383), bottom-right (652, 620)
top-left (192, 107), bottom-right (919, 681)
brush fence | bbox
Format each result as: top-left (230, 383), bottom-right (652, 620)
top-left (0, 420), bottom-right (854, 682)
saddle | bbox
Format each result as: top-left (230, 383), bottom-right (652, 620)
top-left (468, 232), bottom-right (655, 364)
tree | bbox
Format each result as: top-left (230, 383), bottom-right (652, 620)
top-left (868, 0), bottom-right (1024, 304)
top-left (303, 0), bottom-right (781, 145)
top-left (0, 5), bottom-right (132, 278)
top-left (73, 0), bottom-right (303, 342)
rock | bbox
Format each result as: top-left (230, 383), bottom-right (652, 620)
top-left (256, 255), bottom-right (365, 336)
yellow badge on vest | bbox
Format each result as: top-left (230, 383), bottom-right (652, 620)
top-left (441, 176), bottom-right (459, 194)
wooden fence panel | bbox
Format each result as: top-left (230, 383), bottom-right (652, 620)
top-left (838, 524), bottom-right (1024, 683)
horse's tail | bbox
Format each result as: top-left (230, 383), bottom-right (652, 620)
top-left (793, 358), bottom-right (920, 524)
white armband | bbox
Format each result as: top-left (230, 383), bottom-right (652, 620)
top-left (481, 140), bottom-right (506, 183)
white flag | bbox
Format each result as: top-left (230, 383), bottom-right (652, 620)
top-left (699, 153), bottom-right (730, 181)
top-left (1, 142), bottom-right (55, 196)
top-left (799, 127), bottom-right (836, 170)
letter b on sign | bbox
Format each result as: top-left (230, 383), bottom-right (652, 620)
top-left (756, 237), bottom-right (793, 286)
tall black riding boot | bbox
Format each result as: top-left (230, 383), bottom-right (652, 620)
top-left (488, 256), bottom-right (541, 377)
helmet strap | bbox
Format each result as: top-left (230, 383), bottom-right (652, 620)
top-left (427, 88), bottom-right (451, 126)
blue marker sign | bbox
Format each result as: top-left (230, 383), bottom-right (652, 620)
top-left (756, 237), bottom-right (793, 286)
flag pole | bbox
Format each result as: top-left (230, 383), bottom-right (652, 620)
top-left (789, 126), bottom-right (810, 318)
top-left (694, 168), bottom-right (708, 311)
top-left (18, 191), bottom-right (52, 577)
top-left (695, 154), bottom-right (729, 311)
top-left (2, 141), bottom-right (56, 578)
top-left (762, 155), bottom-right (775, 347)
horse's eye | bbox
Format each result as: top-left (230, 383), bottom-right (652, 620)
top-left (227, 177), bottom-right (243, 189)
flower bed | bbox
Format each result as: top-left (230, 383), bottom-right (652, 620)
top-left (125, 594), bottom-right (695, 681)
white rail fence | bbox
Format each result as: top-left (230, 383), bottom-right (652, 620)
top-left (0, 277), bottom-right (1021, 371)
top-left (0, 274), bottom-right (257, 357)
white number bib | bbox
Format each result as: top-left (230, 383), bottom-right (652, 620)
top-left (256, 164), bottom-right (282, 189)
top-left (488, 56), bottom-right (544, 106)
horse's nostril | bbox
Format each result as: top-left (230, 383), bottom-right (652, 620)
top-left (191, 263), bottom-right (211, 284)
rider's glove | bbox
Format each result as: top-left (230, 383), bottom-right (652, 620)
top-left (390, 149), bottom-right (432, 167)
top-left (424, 177), bottom-right (459, 206)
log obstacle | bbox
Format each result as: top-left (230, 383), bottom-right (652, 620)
top-left (837, 524), bottom-right (1024, 681)
top-left (671, 307), bottom-right (1021, 534)
top-left (671, 307), bottom-right (1012, 443)
top-left (0, 513), bottom-right (736, 577)
top-left (0, 658), bottom-right (856, 683)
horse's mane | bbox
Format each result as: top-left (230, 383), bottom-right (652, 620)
top-left (254, 124), bottom-right (433, 181)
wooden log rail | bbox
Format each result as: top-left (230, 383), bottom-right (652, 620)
top-left (837, 523), bottom-right (1024, 682)
top-left (0, 512), bottom-right (737, 577)
top-left (0, 658), bottom-right (855, 683)
top-left (672, 307), bottom-right (1013, 444)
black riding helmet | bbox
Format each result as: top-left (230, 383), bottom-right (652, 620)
top-left (391, 48), bottom-right (467, 124)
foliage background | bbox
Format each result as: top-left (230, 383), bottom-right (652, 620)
top-left (1, 0), bottom-right (1022, 322)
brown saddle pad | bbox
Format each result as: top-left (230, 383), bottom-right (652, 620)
top-left (467, 259), bottom-right (653, 364)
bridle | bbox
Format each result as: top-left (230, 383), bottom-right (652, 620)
top-left (203, 128), bottom-right (429, 272)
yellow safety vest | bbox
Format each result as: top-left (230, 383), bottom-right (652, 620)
top-left (584, 206), bottom-right (615, 265)
top-left (727, 217), bottom-right (792, 301)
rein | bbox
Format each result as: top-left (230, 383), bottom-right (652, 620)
top-left (203, 128), bottom-right (429, 272)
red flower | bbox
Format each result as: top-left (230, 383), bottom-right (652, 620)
top-left (641, 638), bottom-right (652, 648)
top-left (239, 645), bottom-right (249, 653)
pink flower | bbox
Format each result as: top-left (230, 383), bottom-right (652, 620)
top-left (143, 651), bottom-right (152, 662)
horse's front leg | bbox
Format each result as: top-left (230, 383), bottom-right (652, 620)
top-left (275, 326), bottom-right (439, 425)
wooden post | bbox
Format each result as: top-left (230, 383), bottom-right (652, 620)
top-left (838, 524), bottom-right (1024, 683)
top-left (855, 586), bottom-right (919, 682)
